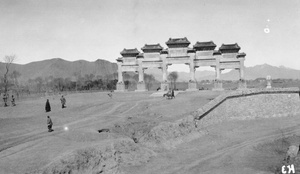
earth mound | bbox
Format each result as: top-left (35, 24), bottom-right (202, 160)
top-left (32, 138), bottom-right (156, 174)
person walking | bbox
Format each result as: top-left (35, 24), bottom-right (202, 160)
top-left (60, 95), bottom-right (66, 108)
top-left (11, 95), bottom-right (16, 106)
top-left (45, 99), bottom-right (51, 112)
top-left (47, 116), bottom-right (53, 132)
top-left (3, 93), bottom-right (8, 107)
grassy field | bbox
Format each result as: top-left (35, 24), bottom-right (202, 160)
top-left (1, 90), bottom-right (300, 174)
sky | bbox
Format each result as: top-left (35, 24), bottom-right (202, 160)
top-left (0, 0), bottom-right (300, 72)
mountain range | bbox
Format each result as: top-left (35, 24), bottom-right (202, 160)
top-left (0, 58), bottom-right (117, 83)
top-left (0, 58), bottom-right (299, 83)
top-left (146, 63), bottom-right (300, 81)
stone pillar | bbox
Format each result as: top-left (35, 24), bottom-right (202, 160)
top-left (238, 58), bottom-right (247, 89)
top-left (213, 56), bottom-right (223, 91)
top-left (187, 52), bottom-right (197, 91)
top-left (136, 59), bottom-right (146, 92)
top-left (160, 54), bottom-right (169, 91)
top-left (117, 62), bottom-right (123, 83)
top-left (239, 59), bottom-right (245, 80)
top-left (116, 62), bottom-right (125, 92)
top-left (266, 75), bottom-right (272, 89)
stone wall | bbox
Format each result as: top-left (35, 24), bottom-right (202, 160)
top-left (194, 88), bottom-right (300, 127)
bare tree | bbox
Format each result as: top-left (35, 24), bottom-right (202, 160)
top-left (144, 74), bottom-right (156, 91)
top-left (73, 71), bottom-right (81, 92)
top-left (3, 55), bottom-right (16, 95)
top-left (9, 70), bottom-right (21, 99)
top-left (168, 71), bottom-right (178, 89)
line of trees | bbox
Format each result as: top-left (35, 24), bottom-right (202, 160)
top-left (23, 74), bottom-right (119, 93)
top-left (168, 71), bottom-right (178, 89)
top-left (123, 72), bottom-right (156, 91)
top-left (0, 70), bottom-right (119, 97)
top-left (0, 54), bottom-right (177, 99)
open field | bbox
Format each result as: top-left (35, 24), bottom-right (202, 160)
top-left (1, 90), bottom-right (300, 174)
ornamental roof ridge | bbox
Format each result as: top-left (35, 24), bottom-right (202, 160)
top-left (166, 37), bottom-right (191, 45)
top-left (193, 41), bottom-right (217, 47)
top-left (141, 43), bottom-right (163, 50)
top-left (219, 43), bottom-right (241, 50)
top-left (120, 48), bottom-right (140, 54)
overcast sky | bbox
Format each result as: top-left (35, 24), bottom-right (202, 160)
top-left (1, 0), bottom-right (300, 72)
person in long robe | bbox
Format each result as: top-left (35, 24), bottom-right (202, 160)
top-left (45, 99), bottom-right (51, 112)
top-left (60, 95), bottom-right (66, 108)
top-left (11, 95), bottom-right (16, 106)
top-left (3, 93), bottom-right (8, 107)
top-left (47, 116), bottom-right (53, 132)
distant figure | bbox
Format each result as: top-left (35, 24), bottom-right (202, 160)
top-left (157, 87), bottom-right (161, 91)
top-left (11, 95), bottom-right (16, 106)
top-left (60, 95), bottom-right (66, 108)
top-left (47, 116), bottom-right (53, 132)
top-left (3, 93), bottom-right (8, 107)
top-left (108, 92), bottom-right (113, 99)
top-left (45, 99), bottom-right (51, 112)
top-left (171, 89), bottom-right (175, 99)
top-left (163, 89), bottom-right (174, 99)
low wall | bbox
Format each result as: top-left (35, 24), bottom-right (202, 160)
top-left (194, 88), bottom-right (300, 127)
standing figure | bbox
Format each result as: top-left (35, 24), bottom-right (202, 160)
top-left (171, 89), bottom-right (175, 99)
top-left (11, 95), bottom-right (16, 106)
top-left (3, 93), bottom-right (8, 107)
top-left (60, 95), bottom-right (66, 108)
top-left (47, 116), bottom-right (53, 132)
top-left (45, 99), bottom-right (51, 112)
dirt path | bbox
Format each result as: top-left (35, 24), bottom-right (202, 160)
top-left (0, 91), bottom-right (223, 173)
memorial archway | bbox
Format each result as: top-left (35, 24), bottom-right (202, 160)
top-left (115, 37), bottom-right (246, 92)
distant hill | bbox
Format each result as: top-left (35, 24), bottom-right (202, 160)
top-left (146, 64), bottom-right (300, 81)
top-left (220, 64), bottom-right (300, 80)
top-left (0, 58), bottom-right (299, 84)
top-left (0, 58), bottom-right (117, 83)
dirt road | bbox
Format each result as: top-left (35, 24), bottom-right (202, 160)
top-left (0, 91), bottom-right (221, 173)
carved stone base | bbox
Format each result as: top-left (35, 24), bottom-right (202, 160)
top-left (186, 82), bottom-right (198, 91)
top-left (238, 81), bottom-right (247, 90)
top-left (212, 81), bottom-right (224, 91)
top-left (115, 83), bottom-right (125, 92)
top-left (135, 83), bottom-right (147, 92)
top-left (160, 82), bottom-right (169, 91)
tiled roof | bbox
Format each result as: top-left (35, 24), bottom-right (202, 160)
top-left (120, 48), bottom-right (140, 57)
top-left (237, 52), bottom-right (246, 58)
top-left (219, 43), bottom-right (241, 51)
top-left (136, 53), bottom-right (144, 59)
top-left (116, 58), bottom-right (123, 62)
top-left (213, 50), bottom-right (221, 55)
top-left (193, 41), bottom-right (216, 48)
top-left (160, 49), bottom-right (168, 54)
top-left (141, 44), bottom-right (163, 52)
top-left (166, 37), bottom-right (190, 48)
top-left (187, 47), bottom-right (195, 53)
